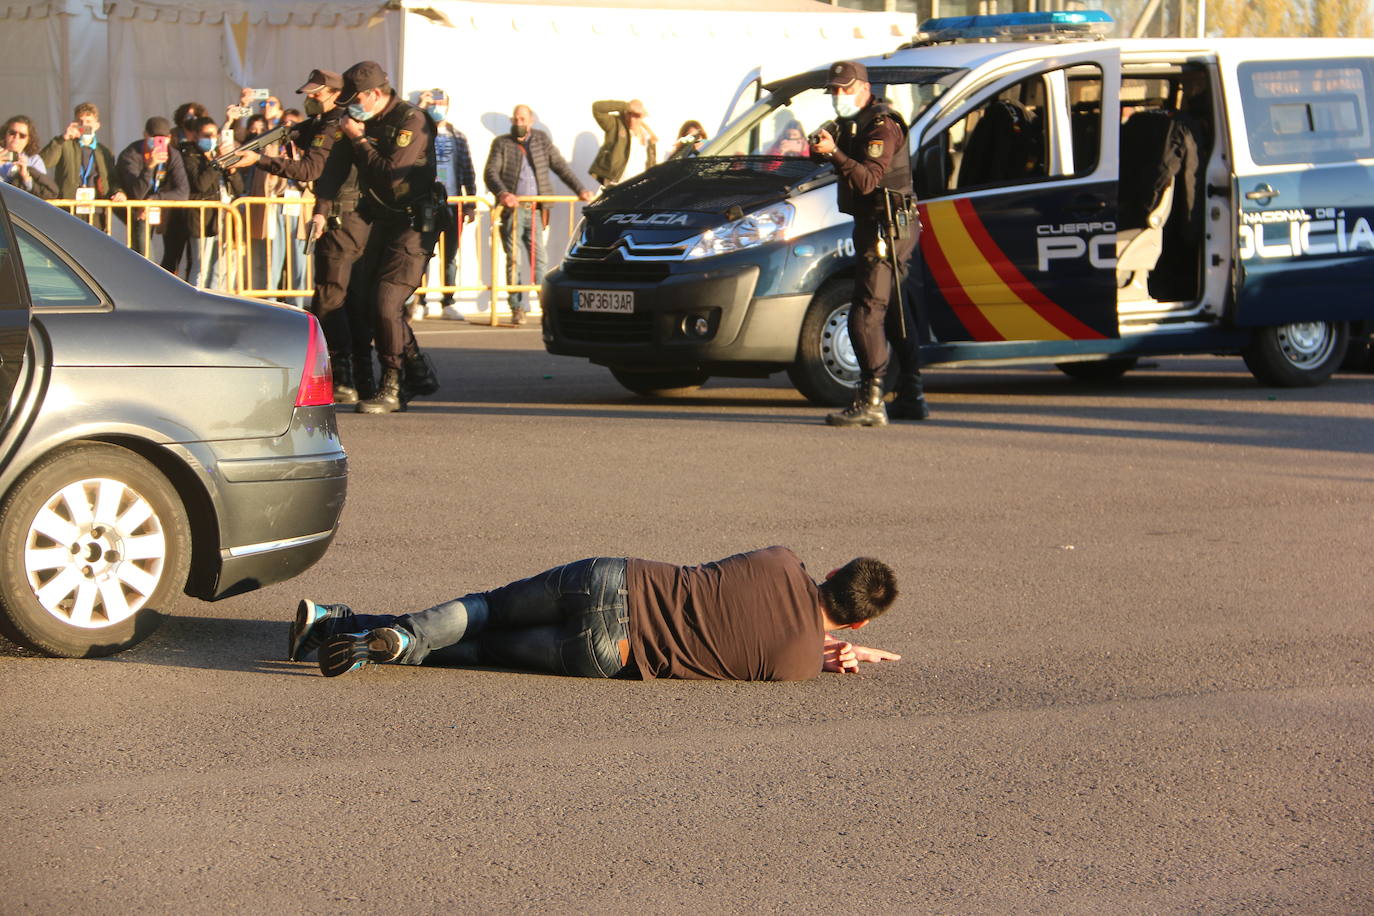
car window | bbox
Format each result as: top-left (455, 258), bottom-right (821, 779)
top-left (1238, 59), bottom-right (1374, 165)
top-left (918, 66), bottom-right (1103, 197)
top-left (14, 225), bottom-right (101, 309)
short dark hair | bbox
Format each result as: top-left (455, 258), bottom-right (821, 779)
top-left (819, 557), bottom-right (897, 625)
top-left (3, 115), bottom-right (40, 157)
top-left (188, 116), bottom-right (217, 135)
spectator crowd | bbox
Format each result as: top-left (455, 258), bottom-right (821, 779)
top-left (2, 89), bottom-right (744, 318)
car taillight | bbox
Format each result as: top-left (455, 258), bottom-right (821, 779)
top-left (295, 312), bottom-right (334, 407)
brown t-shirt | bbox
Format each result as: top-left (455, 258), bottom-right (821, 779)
top-left (627, 546), bottom-right (824, 681)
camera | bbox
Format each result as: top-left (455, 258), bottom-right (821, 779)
top-left (808, 119), bottom-right (839, 148)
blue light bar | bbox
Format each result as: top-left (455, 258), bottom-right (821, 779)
top-left (917, 10), bottom-right (1114, 42)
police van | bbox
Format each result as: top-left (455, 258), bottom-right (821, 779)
top-left (541, 12), bottom-right (1374, 403)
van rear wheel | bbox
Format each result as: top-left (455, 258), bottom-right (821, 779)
top-left (609, 367), bottom-right (709, 397)
top-left (1241, 321), bottom-right (1348, 387)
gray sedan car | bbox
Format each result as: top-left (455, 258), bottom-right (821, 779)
top-left (0, 184), bottom-right (346, 657)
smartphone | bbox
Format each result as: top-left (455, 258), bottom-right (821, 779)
top-left (249, 88), bottom-right (270, 102)
top-left (146, 136), bottom-right (169, 156)
top-left (431, 90), bottom-right (446, 103)
top-left (228, 105), bottom-right (252, 120)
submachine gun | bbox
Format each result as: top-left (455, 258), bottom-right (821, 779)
top-left (212, 121), bottom-right (297, 172)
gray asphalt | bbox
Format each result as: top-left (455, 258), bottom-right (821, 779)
top-left (2, 324), bottom-right (1371, 914)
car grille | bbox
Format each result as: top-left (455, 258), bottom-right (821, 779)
top-left (562, 261), bottom-right (671, 283)
top-left (559, 311), bottom-right (655, 344)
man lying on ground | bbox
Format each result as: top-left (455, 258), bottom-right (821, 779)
top-left (290, 547), bottom-right (902, 680)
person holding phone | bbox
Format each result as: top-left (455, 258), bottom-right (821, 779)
top-left (1, 116), bottom-right (58, 199)
top-left (114, 116), bottom-right (189, 258)
top-left (39, 102), bottom-right (124, 205)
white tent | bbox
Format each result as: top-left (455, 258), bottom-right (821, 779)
top-left (2, 0), bottom-right (911, 159)
top-left (0, 0), bottom-right (398, 150)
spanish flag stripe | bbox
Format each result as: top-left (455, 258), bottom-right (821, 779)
top-left (952, 198), bottom-right (1107, 340)
top-left (918, 205), bottom-right (1004, 341)
top-left (926, 200), bottom-right (1066, 340)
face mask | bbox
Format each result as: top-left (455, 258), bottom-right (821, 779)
top-left (197, 137), bottom-right (216, 153)
top-left (348, 102), bottom-right (373, 122)
top-left (832, 93), bottom-right (861, 119)
top-left (79, 131), bottom-right (97, 148)
top-left (510, 124), bottom-right (529, 139)
top-left (304, 98), bottom-right (324, 117)
top-left (426, 106), bottom-right (445, 122)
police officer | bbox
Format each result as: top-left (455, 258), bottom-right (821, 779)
top-left (230, 68), bottom-right (374, 404)
top-left (811, 60), bottom-right (929, 427)
top-left (329, 60), bottom-right (443, 415)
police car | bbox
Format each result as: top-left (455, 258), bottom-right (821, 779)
top-left (542, 12), bottom-right (1374, 403)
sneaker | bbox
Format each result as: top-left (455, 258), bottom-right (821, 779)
top-left (510, 309), bottom-right (527, 326)
top-left (425, 302), bottom-right (443, 318)
top-left (408, 303), bottom-right (426, 322)
top-left (319, 627), bottom-right (412, 677)
top-left (441, 304), bottom-right (466, 321)
top-left (289, 599), bottom-right (349, 662)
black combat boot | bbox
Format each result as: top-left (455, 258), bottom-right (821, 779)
top-left (826, 374), bottom-right (888, 427)
top-left (399, 348), bottom-right (440, 402)
top-left (353, 350), bottom-right (377, 401)
top-left (887, 371), bottom-right (930, 421)
top-left (330, 352), bottom-right (358, 405)
top-left (356, 367), bottom-right (404, 414)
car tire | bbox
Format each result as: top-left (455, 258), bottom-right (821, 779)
top-left (788, 281), bottom-right (862, 407)
top-left (1241, 321), bottom-right (1348, 387)
top-left (609, 367), bottom-right (710, 397)
top-left (0, 443), bottom-right (191, 658)
top-left (1055, 357), bottom-right (1139, 381)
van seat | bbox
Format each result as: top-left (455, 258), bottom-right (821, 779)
top-left (1116, 109), bottom-right (1188, 298)
top-left (957, 99), bottom-right (1040, 189)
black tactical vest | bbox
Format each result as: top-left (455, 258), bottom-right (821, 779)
top-left (835, 98), bottom-right (912, 218)
top-left (365, 98), bottom-right (437, 208)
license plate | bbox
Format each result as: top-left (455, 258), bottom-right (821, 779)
top-left (573, 289), bottom-right (634, 314)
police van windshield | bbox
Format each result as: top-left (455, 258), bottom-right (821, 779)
top-left (702, 66), bottom-right (964, 158)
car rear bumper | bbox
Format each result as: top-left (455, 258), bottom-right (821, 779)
top-left (198, 405), bottom-right (348, 599)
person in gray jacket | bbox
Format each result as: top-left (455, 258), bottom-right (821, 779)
top-left (483, 104), bottom-right (593, 325)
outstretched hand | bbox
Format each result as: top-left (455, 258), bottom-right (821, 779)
top-left (823, 633), bottom-right (900, 673)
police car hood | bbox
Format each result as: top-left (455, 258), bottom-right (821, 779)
top-left (581, 155), bottom-right (832, 244)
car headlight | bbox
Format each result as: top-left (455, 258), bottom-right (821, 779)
top-left (565, 218), bottom-right (588, 257)
top-left (685, 201), bottom-right (795, 260)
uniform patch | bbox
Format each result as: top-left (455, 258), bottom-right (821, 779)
top-left (311, 134), bottom-right (326, 148)
top-left (867, 139), bottom-right (884, 158)
top-left (332, 129), bottom-right (343, 141)
top-left (397, 129), bottom-right (413, 148)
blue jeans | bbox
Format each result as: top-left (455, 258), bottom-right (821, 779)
top-left (500, 205), bottom-right (546, 314)
top-left (332, 557), bottom-right (630, 678)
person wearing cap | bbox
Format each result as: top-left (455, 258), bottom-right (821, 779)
top-left (810, 60), bottom-right (929, 427)
top-left (589, 99), bottom-right (656, 188)
top-left (231, 69), bottom-right (374, 403)
top-left (317, 59), bottom-right (443, 415)
top-left (114, 115), bottom-right (189, 258)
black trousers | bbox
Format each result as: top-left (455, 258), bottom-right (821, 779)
top-left (360, 211), bottom-right (431, 371)
top-left (310, 210), bottom-right (373, 358)
top-left (849, 217), bottom-right (920, 379)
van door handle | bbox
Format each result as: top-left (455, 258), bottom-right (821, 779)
top-left (1245, 183), bottom-right (1278, 203)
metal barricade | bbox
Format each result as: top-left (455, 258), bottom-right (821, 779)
top-left (45, 193), bottom-right (588, 323)
top-left (416, 194), bottom-right (584, 328)
top-left (230, 196), bottom-right (316, 303)
top-left (46, 198), bottom-right (246, 293)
